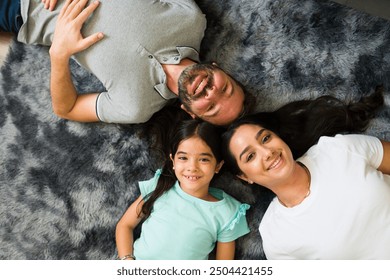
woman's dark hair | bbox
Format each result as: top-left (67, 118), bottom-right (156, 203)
top-left (222, 86), bottom-right (384, 177)
top-left (140, 119), bottom-right (224, 218)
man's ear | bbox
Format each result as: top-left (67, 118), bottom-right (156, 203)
top-left (180, 104), bottom-right (196, 119)
top-left (215, 160), bottom-right (224, 174)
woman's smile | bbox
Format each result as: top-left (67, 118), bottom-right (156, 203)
top-left (267, 153), bottom-right (282, 171)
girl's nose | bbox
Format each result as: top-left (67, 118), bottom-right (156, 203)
top-left (186, 160), bottom-right (198, 171)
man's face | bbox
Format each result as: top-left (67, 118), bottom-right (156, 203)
top-left (178, 64), bottom-right (245, 126)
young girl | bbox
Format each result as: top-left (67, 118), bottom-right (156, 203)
top-left (115, 120), bottom-right (250, 260)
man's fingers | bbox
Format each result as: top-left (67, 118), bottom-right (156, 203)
top-left (60, 0), bottom-right (88, 19)
top-left (42, 0), bottom-right (49, 10)
top-left (67, 0), bottom-right (90, 19)
top-left (75, 0), bottom-right (100, 25)
top-left (79, 32), bottom-right (104, 51)
top-left (59, 0), bottom-right (73, 17)
top-left (49, 0), bottom-right (58, 11)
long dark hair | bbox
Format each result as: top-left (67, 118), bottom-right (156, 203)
top-left (140, 119), bottom-right (224, 218)
top-left (222, 86), bottom-right (384, 177)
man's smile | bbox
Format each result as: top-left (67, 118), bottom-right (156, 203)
top-left (191, 74), bottom-right (209, 96)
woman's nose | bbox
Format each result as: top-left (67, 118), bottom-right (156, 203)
top-left (263, 147), bottom-right (276, 161)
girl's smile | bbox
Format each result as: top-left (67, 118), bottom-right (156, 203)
top-left (171, 136), bottom-right (223, 199)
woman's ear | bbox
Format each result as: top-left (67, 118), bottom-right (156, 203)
top-left (215, 160), bottom-right (224, 174)
top-left (237, 174), bottom-right (253, 184)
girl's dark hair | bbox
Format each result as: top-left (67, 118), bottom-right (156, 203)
top-left (141, 119), bottom-right (224, 218)
top-left (140, 99), bottom-right (191, 158)
top-left (222, 85), bottom-right (384, 176)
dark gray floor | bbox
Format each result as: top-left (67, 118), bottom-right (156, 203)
top-left (332, 0), bottom-right (390, 20)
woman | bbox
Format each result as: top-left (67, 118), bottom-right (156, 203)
top-left (221, 87), bottom-right (390, 259)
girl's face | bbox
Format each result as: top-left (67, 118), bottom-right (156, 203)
top-left (228, 124), bottom-right (295, 189)
top-left (171, 136), bottom-right (223, 195)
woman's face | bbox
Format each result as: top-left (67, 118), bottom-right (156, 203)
top-left (228, 124), bottom-right (295, 188)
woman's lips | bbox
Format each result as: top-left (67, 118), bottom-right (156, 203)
top-left (267, 154), bottom-right (282, 170)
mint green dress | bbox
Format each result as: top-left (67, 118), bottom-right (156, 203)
top-left (133, 170), bottom-right (250, 260)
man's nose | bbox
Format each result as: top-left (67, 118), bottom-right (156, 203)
top-left (204, 86), bottom-right (218, 100)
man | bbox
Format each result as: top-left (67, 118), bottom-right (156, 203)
top-left (1, 0), bottom-right (247, 126)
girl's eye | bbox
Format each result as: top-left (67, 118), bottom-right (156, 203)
top-left (178, 156), bottom-right (187, 161)
top-left (200, 158), bottom-right (211, 162)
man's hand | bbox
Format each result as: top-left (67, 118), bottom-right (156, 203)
top-left (49, 0), bottom-right (104, 60)
top-left (48, 0), bottom-right (102, 123)
top-left (42, 0), bottom-right (58, 11)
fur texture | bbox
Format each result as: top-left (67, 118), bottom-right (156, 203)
top-left (0, 0), bottom-right (389, 259)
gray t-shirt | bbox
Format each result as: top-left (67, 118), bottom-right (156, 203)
top-left (18, 0), bottom-right (206, 123)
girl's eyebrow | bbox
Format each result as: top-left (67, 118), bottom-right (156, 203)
top-left (239, 128), bottom-right (266, 160)
top-left (176, 151), bottom-right (213, 157)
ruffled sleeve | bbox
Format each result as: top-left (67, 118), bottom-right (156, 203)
top-left (138, 169), bottom-right (162, 199)
top-left (227, 203), bottom-right (251, 230)
top-left (217, 202), bottom-right (251, 243)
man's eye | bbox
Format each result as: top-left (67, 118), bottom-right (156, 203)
top-left (222, 84), bottom-right (227, 92)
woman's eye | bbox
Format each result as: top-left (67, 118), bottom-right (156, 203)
top-left (178, 156), bottom-right (187, 161)
top-left (200, 158), bottom-right (210, 162)
top-left (262, 134), bottom-right (271, 143)
top-left (246, 153), bottom-right (254, 162)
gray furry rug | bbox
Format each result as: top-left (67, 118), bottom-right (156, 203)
top-left (1, 0), bottom-right (389, 260)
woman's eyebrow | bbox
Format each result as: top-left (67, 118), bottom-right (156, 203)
top-left (255, 128), bottom-right (266, 140)
top-left (239, 146), bottom-right (250, 161)
top-left (239, 128), bottom-right (266, 161)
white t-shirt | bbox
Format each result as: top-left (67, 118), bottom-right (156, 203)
top-left (260, 134), bottom-right (390, 259)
